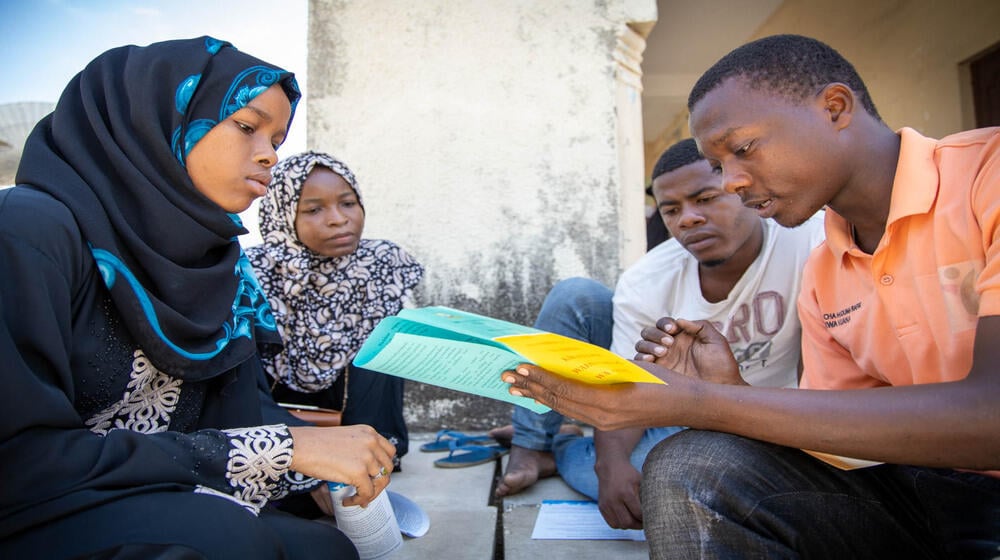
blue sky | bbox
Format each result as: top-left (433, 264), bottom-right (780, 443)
top-left (1, 0), bottom-right (309, 152)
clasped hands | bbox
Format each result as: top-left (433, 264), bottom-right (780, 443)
top-left (502, 317), bottom-right (745, 430)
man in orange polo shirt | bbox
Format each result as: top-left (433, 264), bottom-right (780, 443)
top-left (501, 34), bottom-right (999, 558)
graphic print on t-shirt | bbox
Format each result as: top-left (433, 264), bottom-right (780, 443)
top-left (711, 290), bottom-right (784, 373)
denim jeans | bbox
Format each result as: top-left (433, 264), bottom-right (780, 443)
top-left (553, 424), bottom-right (684, 500)
top-left (511, 277), bottom-right (614, 453)
top-left (511, 277), bottom-right (685, 500)
top-left (641, 429), bottom-right (1000, 559)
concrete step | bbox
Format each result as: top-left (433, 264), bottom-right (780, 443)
top-left (382, 432), bottom-right (649, 560)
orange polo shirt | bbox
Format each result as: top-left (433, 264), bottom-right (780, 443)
top-left (798, 127), bottom-right (1000, 390)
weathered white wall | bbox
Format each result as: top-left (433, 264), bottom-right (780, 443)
top-left (309, 0), bottom-right (654, 328)
top-left (750, 0), bottom-right (1000, 138)
top-left (307, 0), bottom-right (655, 429)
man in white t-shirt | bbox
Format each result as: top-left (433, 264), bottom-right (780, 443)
top-left (493, 138), bottom-right (825, 530)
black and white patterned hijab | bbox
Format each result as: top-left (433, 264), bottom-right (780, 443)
top-left (247, 151), bottom-right (424, 392)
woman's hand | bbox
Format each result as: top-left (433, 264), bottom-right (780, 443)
top-left (634, 317), bottom-right (746, 386)
top-left (288, 424), bottom-right (396, 507)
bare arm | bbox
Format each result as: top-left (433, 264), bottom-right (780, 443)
top-left (504, 315), bottom-right (1000, 470)
top-left (593, 427), bottom-right (646, 529)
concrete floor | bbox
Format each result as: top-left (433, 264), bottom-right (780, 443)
top-left (382, 432), bottom-right (650, 560)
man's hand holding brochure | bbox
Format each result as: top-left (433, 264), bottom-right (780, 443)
top-left (352, 306), bottom-right (665, 413)
top-left (354, 306), bottom-right (881, 472)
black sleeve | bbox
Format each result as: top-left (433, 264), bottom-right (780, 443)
top-left (0, 189), bottom-right (299, 534)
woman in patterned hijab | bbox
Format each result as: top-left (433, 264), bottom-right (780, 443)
top-left (2, 38), bottom-right (395, 558)
top-left (248, 151), bottom-right (424, 464)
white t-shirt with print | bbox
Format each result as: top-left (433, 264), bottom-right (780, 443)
top-left (610, 214), bottom-right (826, 388)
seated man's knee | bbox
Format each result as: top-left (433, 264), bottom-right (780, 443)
top-left (548, 277), bottom-right (610, 304)
top-left (547, 277), bottom-right (612, 316)
top-left (641, 430), bottom-right (762, 515)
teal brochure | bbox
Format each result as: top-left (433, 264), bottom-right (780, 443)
top-left (353, 306), bottom-right (551, 413)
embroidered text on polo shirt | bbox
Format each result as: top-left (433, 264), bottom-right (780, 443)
top-left (822, 302), bottom-right (862, 329)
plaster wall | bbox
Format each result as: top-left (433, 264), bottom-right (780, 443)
top-left (751, 0), bottom-right (1000, 137)
top-left (308, 0), bottom-right (655, 429)
top-left (646, 0), bottom-right (1000, 157)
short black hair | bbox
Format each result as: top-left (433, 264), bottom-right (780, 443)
top-left (651, 138), bottom-right (704, 182)
top-left (687, 34), bottom-right (881, 122)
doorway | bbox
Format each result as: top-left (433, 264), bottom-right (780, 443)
top-left (969, 42), bottom-right (1000, 127)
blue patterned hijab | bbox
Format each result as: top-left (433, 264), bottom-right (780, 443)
top-left (15, 37), bottom-right (300, 380)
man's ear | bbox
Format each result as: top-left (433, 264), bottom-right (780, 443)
top-left (819, 83), bottom-right (855, 130)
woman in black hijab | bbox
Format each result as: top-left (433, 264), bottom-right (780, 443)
top-left (0, 37), bottom-right (394, 559)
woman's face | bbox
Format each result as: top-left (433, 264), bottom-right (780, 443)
top-left (294, 167), bottom-right (365, 257)
top-left (186, 84), bottom-right (292, 213)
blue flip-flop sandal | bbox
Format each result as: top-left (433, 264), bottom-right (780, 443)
top-left (433, 441), bottom-right (509, 468)
top-left (419, 429), bottom-right (496, 453)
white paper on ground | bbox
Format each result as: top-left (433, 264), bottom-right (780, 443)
top-left (531, 500), bottom-right (645, 541)
top-left (387, 490), bottom-right (430, 538)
